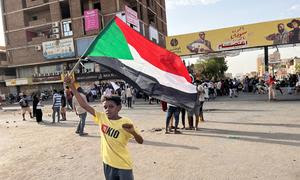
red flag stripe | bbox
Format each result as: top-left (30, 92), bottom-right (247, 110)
top-left (115, 17), bottom-right (192, 83)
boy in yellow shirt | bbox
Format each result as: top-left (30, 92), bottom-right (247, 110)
top-left (65, 76), bottom-right (143, 180)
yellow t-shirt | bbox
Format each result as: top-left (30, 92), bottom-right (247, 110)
top-left (93, 111), bottom-right (135, 170)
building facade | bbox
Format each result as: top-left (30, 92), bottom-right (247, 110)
top-left (1, 0), bottom-right (167, 95)
top-left (257, 52), bottom-right (300, 79)
top-left (0, 46), bottom-right (15, 97)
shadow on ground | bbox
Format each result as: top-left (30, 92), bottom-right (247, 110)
top-left (180, 127), bottom-right (300, 147)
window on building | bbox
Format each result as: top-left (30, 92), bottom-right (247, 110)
top-left (93, 0), bottom-right (101, 11)
top-left (80, 0), bottom-right (101, 15)
top-left (4, 68), bottom-right (16, 76)
top-left (31, 16), bottom-right (38, 21)
top-left (0, 53), bottom-right (6, 61)
top-left (139, 22), bottom-right (145, 36)
top-left (62, 20), bottom-right (73, 37)
top-left (18, 67), bottom-right (34, 78)
top-left (147, 10), bottom-right (156, 27)
top-left (21, 0), bottom-right (26, 9)
top-left (150, 0), bottom-right (154, 7)
top-left (39, 64), bottom-right (63, 75)
top-left (139, 4), bottom-right (143, 20)
top-left (160, 8), bottom-right (164, 19)
top-left (149, 25), bottom-right (159, 44)
top-left (80, 0), bottom-right (89, 16)
top-left (60, 1), bottom-right (71, 19)
top-left (82, 62), bottom-right (95, 73)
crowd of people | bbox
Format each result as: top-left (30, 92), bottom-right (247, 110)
top-left (15, 73), bottom-right (300, 133)
top-left (186, 73), bottom-right (300, 101)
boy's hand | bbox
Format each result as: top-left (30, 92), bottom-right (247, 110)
top-left (122, 123), bottom-right (135, 134)
top-left (64, 75), bottom-right (74, 84)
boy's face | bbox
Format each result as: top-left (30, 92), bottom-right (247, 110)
top-left (103, 100), bottom-right (121, 119)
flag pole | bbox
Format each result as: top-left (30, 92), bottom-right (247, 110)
top-left (68, 58), bottom-right (83, 75)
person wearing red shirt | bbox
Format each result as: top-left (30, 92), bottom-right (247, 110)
top-left (267, 75), bottom-right (276, 101)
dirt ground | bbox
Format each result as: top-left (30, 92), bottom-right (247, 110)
top-left (1, 95), bottom-right (300, 180)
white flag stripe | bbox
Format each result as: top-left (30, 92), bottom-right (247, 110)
top-left (120, 45), bottom-right (197, 94)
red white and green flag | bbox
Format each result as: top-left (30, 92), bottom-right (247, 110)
top-left (83, 16), bottom-right (197, 109)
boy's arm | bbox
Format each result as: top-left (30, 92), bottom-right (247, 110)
top-left (64, 75), bottom-right (96, 117)
top-left (122, 124), bottom-right (143, 144)
top-left (131, 131), bottom-right (143, 144)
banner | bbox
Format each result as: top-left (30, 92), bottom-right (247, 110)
top-left (84, 9), bottom-right (100, 32)
top-left (42, 38), bottom-right (75, 60)
top-left (5, 78), bottom-right (32, 86)
top-left (125, 5), bottom-right (140, 31)
top-left (166, 17), bottom-right (300, 56)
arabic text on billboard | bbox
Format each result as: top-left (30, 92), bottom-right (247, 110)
top-left (166, 17), bottom-right (300, 56)
top-left (84, 9), bottom-right (100, 32)
top-left (42, 38), bottom-right (75, 60)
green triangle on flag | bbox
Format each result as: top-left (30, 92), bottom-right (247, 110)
top-left (83, 19), bottom-right (134, 60)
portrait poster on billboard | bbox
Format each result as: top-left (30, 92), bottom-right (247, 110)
top-left (42, 38), bottom-right (75, 60)
top-left (166, 17), bottom-right (300, 56)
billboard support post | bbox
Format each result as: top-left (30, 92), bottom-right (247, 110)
top-left (264, 46), bottom-right (269, 72)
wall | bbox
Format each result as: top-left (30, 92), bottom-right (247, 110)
top-left (10, 47), bottom-right (44, 65)
top-left (3, 0), bottom-right (24, 13)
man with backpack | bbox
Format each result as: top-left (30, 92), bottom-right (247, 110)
top-left (19, 94), bottom-right (33, 121)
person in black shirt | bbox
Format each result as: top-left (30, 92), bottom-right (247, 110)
top-left (287, 19), bottom-right (300, 43)
top-left (60, 90), bottom-right (67, 121)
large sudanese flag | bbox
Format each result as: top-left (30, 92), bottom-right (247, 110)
top-left (83, 16), bottom-right (197, 110)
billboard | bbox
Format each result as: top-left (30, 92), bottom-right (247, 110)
top-left (84, 9), bottom-right (100, 32)
top-left (42, 38), bottom-right (75, 60)
top-left (166, 18), bottom-right (300, 56)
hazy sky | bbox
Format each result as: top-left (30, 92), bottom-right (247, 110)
top-left (165, 0), bottom-right (300, 76)
top-left (0, 1), bottom-right (299, 75)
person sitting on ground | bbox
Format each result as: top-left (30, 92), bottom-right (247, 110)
top-left (65, 75), bottom-right (143, 180)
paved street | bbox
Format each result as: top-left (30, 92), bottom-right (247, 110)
top-left (1, 93), bottom-right (300, 180)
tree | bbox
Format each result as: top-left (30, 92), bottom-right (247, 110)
top-left (194, 57), bottom-right (228, 80)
